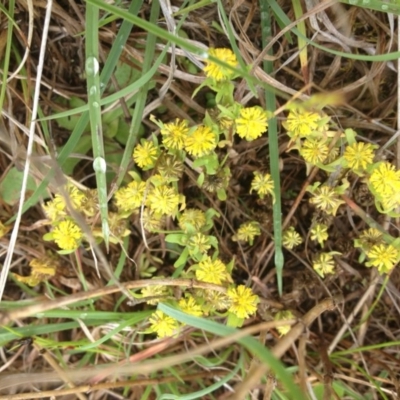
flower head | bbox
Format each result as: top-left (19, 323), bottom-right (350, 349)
top-left (52, 220), bottom-right (83, 251)
top-left (235, 106), bottom-right (268, 141)
top-left (0, 221), bottom-right (11, 238)
top-left (250, 171), bottom-right (274, 199)
top-left (343, 142), bottom-right (376, 172)
top-left (114, 181), bottom-right (146, 213)
top-left (133, 140), bottom-right (159, 169)
top-left (283, 109), bottom-right (324, 139)
top-left (156, 153), bottom-right (184, 181)
top-left (179, 296), bottom-right (203, 317)
top-left (203, 48), bottom-right (238, 81)
top-left (178, 208), bottom-right (206, 232)
top-left (186, 233), bottom-right (213, 257)
top-left (160, 119), bottom-right (189, 150)
top-left (366, 244), bottom-right (399, 274)
top-left (13, 253), bottom-right (58, 287)
top-left (227, 285), bottom-right (259, 319)
top-left (369, 162), bottom-right (400, 198)
top-left (282, 226), bottom-right (303, 249)
top-left (312, 252), bottom-right (338, 278)
top-left (300, 139), bottom-right (329, 165)
top-left (354, 228), bottom-right (384, 254)
top-left (141, 285), bottom-right (169, 305)
top-left (185, 125), bottom-right (217, 157)
top-left (147, 185), bottom-right (180, 215)
top-left (274, 310), bottom-right (294, 336)
top-left (148, 310), bottom-right (179, 338)
top-left (195, 257), bottom-right (231, 284)
top-left (232, 221), bottom-right (261, 245)
top-left (309, 186), bottom-right (344, 216)
top-left (310, 223), bottom-right (329, 246)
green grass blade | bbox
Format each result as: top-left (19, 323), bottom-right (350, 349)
top-left (85, 3), bottom-right (110, 248)
top-left (159, 359), bottom-right (241, 400)
top-left (260, 1), bottom-right (284, 296)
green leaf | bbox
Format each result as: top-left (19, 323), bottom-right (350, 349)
top-left (0, 167), bottom-right (37, 206)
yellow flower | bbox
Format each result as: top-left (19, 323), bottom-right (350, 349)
top-left (160, 119), bottom-right (189, 150)
top-left (312, 252), bottom-right (337, 278)
top-left (178, 208), bottom-right (206, 232)
top-left (157, 153), bottom-right (184, 180)
top-left (283, 109), bottom-right (323, 139)
top-left (179, 296), bottom-right (203, 317)
top-left (185, 125), bottom-right (217, 157)
top-left (141, 208), bottom-right (165, 232)
top-left (13, 254), bottom-right (58, 287)
top-left (43, 197), bottom-right (67, 222)
top-left (114, 181), bottom-right (146, 212)
top-left (235, 106), bottom-right (268, 141)
top-left (147, 185), bottom-right (180, 215)
top-left (203, 48), bottom-right (238, 81)
top-left (310, 223), bottom-right (329, 246)
top-left (148, 310), bottom-right (179, 338)
top-left (133, 141), bottom-right (159, 169)
top-left (141, 285), bottom-right (169, 305)
top-left (369, 162), bottom-right (400, 198)
top-left (366, 244), bottom-right (399, 274)
top-left (227, 285), bottom-right (259, 319)
top-left (343, 142), bottom-right (375, 172)
top-left (187, 233), bottom-right (212, 255)
top-left (250, 171), bottom-right (274, 199)
top-left (354, 228), bottom-right (384, 254)
top-left (52, 220), bottom-right (83, 251)
top-left (309, 186), bottom-right (344, 216)
top-left (282, 226), bottom-right (303, 249)
top-left (300, 139), bottom-right (329, 165)
top-left (233, 221), bottom-right (261, 245)
top-left (274, 310), bottom-right (294, 336)
top-left (195, 257), bottom-right (231, 284)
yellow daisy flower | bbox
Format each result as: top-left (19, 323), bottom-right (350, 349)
top-left (178, 208), bottom-right (206, 232)
top-left (235, 106), bottom-right (268, 141)
top-left (147, 185), bottom-right (180, 215)
top-left (232, 221), bottom-right (261, 245)
top-left (366, 244), bottom-right (399, 274)
top-left (283, 109), bottom-right (322, 139)
top-left (185, 125), bottom-right (217, 157)
top-left (343, 142), bottom-right (376, 172)
top-left (227, 285), bottom-right (259, 319)
top-left (195, 257), bottom-right (231, 285)
top-left (148, 310), bottom-right (179, 338)
top-left (310, 223), bottom-right (329, 246)
top-left (133, 141), bottom-right (159, 169)
top-left (312, 252), bottom-right (336, 278)
top-left (52, 220), bottom-right (83, 251)
top-left (179, 296), bottom-right (203, 317)
top-left (309, 186), bottom-right (344, 216)
top-left (114, 181), bottom-right (146, 212)
top-left (300, 138), bottom-right (329, 165)
top-left (282, 226), bottom-right (303, 249)
top-left (250, 171), bottom-right (274, 199)
top-left (160, 119), bottom-right (189, 150)
top-left (369, 162), bottom-right (400, 198)
top-left (203, 48), bottom-right (238, 81)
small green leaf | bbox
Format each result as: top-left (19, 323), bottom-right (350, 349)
top-left (0, 168), bottom-right (37, 206)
